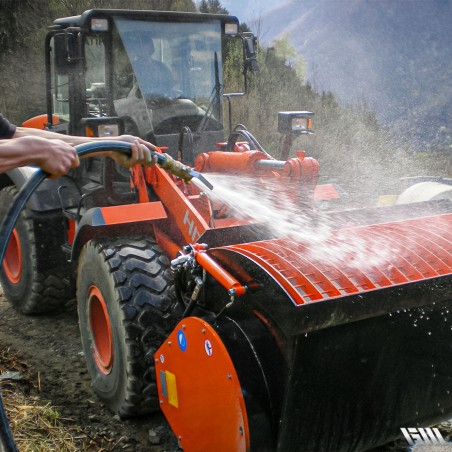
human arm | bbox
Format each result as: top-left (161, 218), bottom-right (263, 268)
top-left (0, 135), bottom-right (79, 177)
top-left (13, 127), bottom-right (157, 168)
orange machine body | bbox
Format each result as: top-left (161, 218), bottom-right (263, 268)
top-left (155, 317), bottom-right (250, 452)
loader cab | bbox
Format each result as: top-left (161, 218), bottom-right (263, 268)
top-left (45, 9), bottom-right (249, 161)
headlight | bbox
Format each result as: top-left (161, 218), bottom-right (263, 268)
top-left (278, 111), bottom-right (314, 135)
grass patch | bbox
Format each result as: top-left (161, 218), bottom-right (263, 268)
top-left (0, 348), bottom-right (96, 451)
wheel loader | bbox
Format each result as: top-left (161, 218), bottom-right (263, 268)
top-left (0, 9), bottom-right (451, 452)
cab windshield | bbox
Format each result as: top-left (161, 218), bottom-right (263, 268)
top-left (113, 18), bottom-right (223, 137)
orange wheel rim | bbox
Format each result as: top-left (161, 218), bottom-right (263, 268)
top-left (3, 229), bottom-right (22, 284)
top-left (88, 285), bottom-right (113, 375)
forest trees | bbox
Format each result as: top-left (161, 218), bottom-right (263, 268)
top-left (198, 0), bottom-right (228, 14)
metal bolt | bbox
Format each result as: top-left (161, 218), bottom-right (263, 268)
top-left (182, 324), bottom-right (186, 330)
top-left (160, 400), bottom-right (163, 404)
top-left (227, 374), bottom-right (232, 379)
top-left (239, 426), bottom-right (244, 435)
top-left (167, 341), bottom-right (172, 346)
top-left (201, 329), bottom-right (206, 334)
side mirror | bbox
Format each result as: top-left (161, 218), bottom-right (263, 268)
top-left (54, 32), bottom-right (79, 75)
top-left (242, 32), bottom-right (259, 73)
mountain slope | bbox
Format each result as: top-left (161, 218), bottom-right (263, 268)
top-left (221, 0), bottom-right (281, 23)
top-left (260, 0), bottom-right (452, 148)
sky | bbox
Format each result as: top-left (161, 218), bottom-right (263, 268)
top-left (219, 0), bottom-right (282, 23)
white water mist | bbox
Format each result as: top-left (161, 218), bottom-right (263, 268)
top-left (193, 173), bottom-right (393, 271)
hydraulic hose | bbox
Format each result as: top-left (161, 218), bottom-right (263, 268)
top-left (226, 128), bottom-right (272, 158)
top-left (0, 140), bottom-right (211, 451)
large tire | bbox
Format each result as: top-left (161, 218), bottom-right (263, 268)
top-left (76, 237), bottom-right (182, 417)
top-left (0, 186), bottom-right (72, 314)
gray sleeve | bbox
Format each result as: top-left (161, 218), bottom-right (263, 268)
top-left (0, 114), bottom-right (17, 139)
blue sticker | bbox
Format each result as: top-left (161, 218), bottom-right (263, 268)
top-left (177, 329), bottom-right (187, 351)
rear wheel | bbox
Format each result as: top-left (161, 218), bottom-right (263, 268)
top-left (0, 186), bottom-right (72, 314)
top-left (76, 237), bottom-right (182, 417)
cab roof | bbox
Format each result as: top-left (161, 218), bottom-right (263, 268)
top-left (51, 9), bottom-right (239, 30)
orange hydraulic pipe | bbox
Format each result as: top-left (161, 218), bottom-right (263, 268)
top-left (194, 250), bottom-right (247, 296)
top-left (194, 150), bottom-right (269, 174)
top-left (153, 225), bottom-right (182, 261)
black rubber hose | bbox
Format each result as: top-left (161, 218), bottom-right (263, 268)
top-left (226, 129), bottom-right (272, 158)
top-left (0, 141), bottom-right (133, 451)
top-left (0, 141), bottom-right (133, 261)
top-left (0, 392), bottom-right (17, 451)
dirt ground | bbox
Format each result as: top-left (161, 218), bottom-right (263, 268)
top-left (0, 290), bottom-right (179, 451)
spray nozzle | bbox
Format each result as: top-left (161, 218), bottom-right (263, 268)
top-left (156, 152), bottom-right (213, 190)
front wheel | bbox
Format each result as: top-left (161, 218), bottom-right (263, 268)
top-left (76, 237), bottom-right (182, 417)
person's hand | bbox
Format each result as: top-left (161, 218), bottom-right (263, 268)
top-left (24, 136), bottom-right (79, 179)
top-left (110, 136), bottom-right (159, 168)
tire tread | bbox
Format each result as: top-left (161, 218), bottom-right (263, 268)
top-left (80, 236), bottom-right (181, 417)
